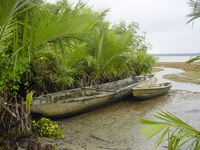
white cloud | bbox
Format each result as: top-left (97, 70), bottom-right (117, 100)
top-left (46, 0), bottom-right (200, 54)
top-left (86, 0), bottom-right (200, 54)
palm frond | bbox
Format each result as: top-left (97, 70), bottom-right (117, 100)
top-left (186, 56), bottom-right (200, 64)
top-left (99, 31), bottom-right (132, 71)
top-left (0, 0), bottom-right (30, 42)
top-left (187, 0), bottom-right (200, 24)
top-left (64, 43), bottom-right (92, 70)
top-left (140, 110), bottom-right (200, 149)
top-left (0, 0), bottom-right (16, 42)
top-left (0, 0), bottom-right (16, 27)
top-left (10, 2), bottom-right (100, 73)
top-left (31, 7), bottom-right (99, 47)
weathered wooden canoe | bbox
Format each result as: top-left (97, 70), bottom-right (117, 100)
top-left (31, 74), bottom-right (154, 118)
top-left (131, 82), bottom-right (172, 100)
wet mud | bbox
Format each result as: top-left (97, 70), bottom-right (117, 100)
top-left (39, 90), bottom-right (200, 150)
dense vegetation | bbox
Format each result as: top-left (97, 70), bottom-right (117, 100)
top-left (0, 0), bottom-right (156, 100)
top-left (0, 0), bottom-right (156, 148)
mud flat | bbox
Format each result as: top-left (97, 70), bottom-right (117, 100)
top-left (156, 62), bottom-right (200, 83)
top-left (35, 90), bottom-right (200, 150)
top-left (16, 62), bottom-right (200, 150)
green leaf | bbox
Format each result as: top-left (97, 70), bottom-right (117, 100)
top-left (24, 91), bottom-right (33, 111)
top-left (140, 110), bottom-right (200, 150)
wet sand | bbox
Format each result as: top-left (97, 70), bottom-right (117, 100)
top-left (39, 90), bottom-right (200, 150)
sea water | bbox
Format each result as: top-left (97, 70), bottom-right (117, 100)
top-left (156, 55), bottom-right (193, 62)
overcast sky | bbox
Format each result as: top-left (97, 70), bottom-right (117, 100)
top-left (46, 0), bottom-right (200, 54)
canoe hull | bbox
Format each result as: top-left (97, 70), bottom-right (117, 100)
top-left (131, 83), bottom-right (172, 100)
top-left (31, 92), bottom-right (119, 118)
top-left (31, 75), bottom-right (154, 118)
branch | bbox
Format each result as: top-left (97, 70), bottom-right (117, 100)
top-left (0, 101), bottom-right (17, 118)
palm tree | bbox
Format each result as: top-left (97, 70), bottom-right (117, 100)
top-left (128, 50), bottom-right (157, 75)
top-left (87, 23), bottom-right (132, 84)
top-left (0, 0), bottom-right (100, 97)
top-left (140, 110), bottom-right (200, 150)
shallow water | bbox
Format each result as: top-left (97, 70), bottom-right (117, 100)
top-left (157, 56), bottom-right (192, 62)
top-left (155, 67), bottom-right (200, 92)
top-left (45, 68), bottom-right (200, 150)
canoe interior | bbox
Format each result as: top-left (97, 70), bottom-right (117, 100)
top-left (132, 83), bottom-right (172, 100)
top-left (34, 88), bottom-right (110, 102)
top-left (32, 75), bottom-right (152, 104)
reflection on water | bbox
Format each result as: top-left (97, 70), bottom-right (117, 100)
top-left (155, 67), bottom-right (200, 92)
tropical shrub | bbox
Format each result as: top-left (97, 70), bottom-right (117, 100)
top-left (32, 117), bottom-right (64, 139)
top-left (111, 21), bottom-right (152, 51)
top-left (111, 21), bottom-right (156, 76)
top-left (128, 51), bottom-right (157, 75)
top-left (0, 0), bottom-right (100, 98)
top-left (86, 22), bottom-right (133, 84)
top-left (0, 0), bottom-right (157, 99)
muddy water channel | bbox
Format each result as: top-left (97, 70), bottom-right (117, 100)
top-left (155, 67), bottom-right (200, 92)
top-left (45, 68), bottom-right (200, 150)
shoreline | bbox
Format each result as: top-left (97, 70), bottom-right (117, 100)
top-left (2, 62), bottom-right (200, 150)
top-left (154, 62), bottom-right (200, 84)
top-left (34, 90), bottom-right (200, 150)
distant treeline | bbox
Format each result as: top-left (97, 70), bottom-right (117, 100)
top-left (150, 53), bottom-right (200, 56)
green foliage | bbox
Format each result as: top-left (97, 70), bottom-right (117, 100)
top-left (187, 0), bottom-right (200, 24)
top-left (110, 20), bottom-right (156, 76)
top-left (0, 0), bottom-right (157, 98)
top-left (111, 20), bottom-right (152, 51)
top-left (140, 110), bottom-right (200, 150)
top-left (129, 51), bottom-right (157, 75)
top-left (186, 56), bottom-right (200, 64)
top-left (32, 117), bottom-right (64, 139)
top-left (84, 20), bottom-right (156, 84)
top-left (86, 22), bottom-right (133, 83)
top-left (0, 0), bottom-right (101, 97)
top-left (186, 1), bottom-right (200, 67)
top-left (0, 0), bottom-right (31, 98)
top-left (24, 91), bottom-right (33, 111)
top-left (0, 51), bottom-right (29, 97)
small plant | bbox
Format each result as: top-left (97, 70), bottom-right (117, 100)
top-left (32, 117), bottom-right (64, 139)
top-left (24, 91), bottom-right (33, 111)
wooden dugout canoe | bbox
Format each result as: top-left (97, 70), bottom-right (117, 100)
top-left (31, 74), bottom-right (154, 118)
top-left (131, 82), bottom-right (172, 100)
